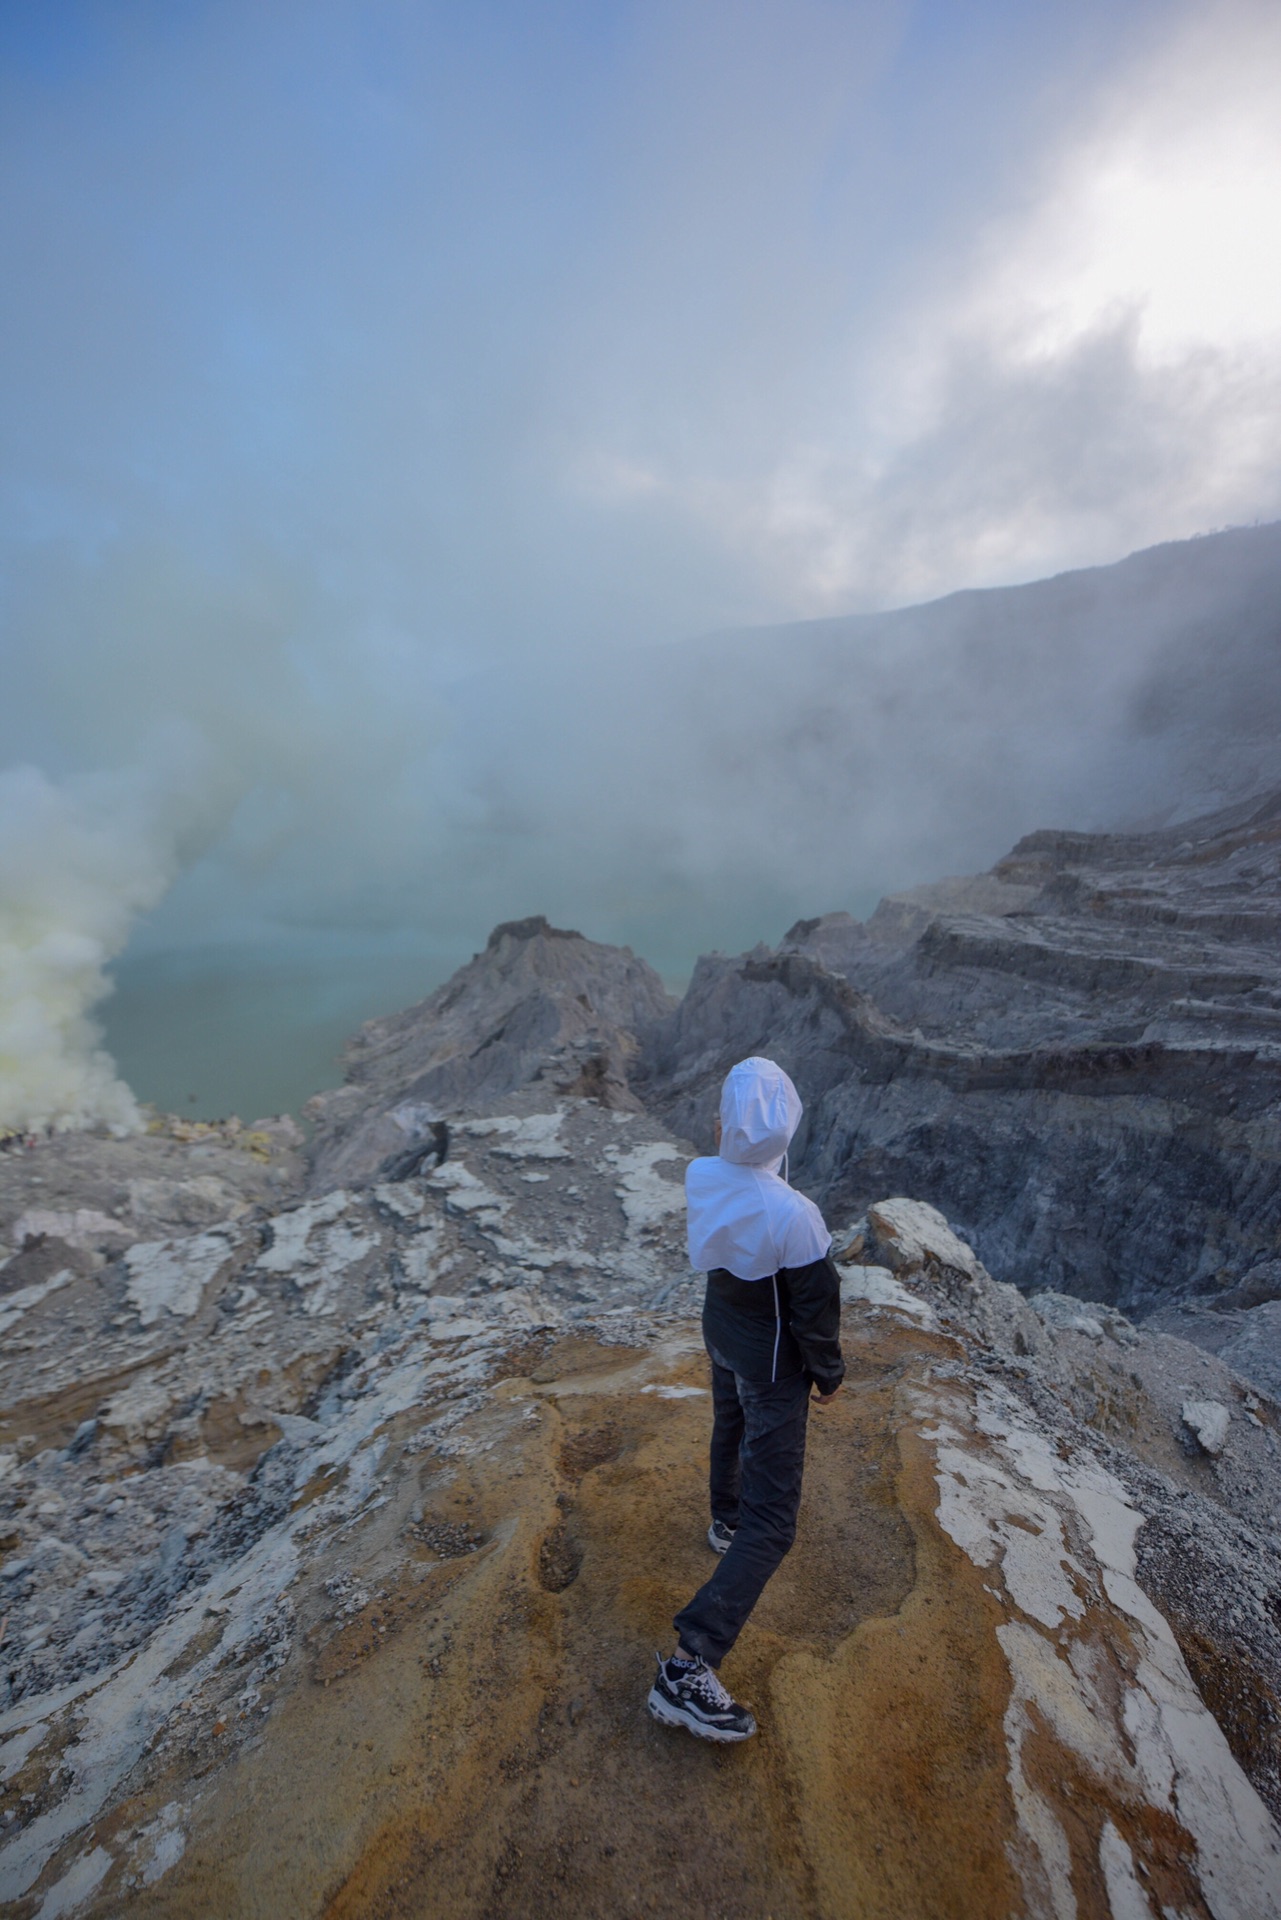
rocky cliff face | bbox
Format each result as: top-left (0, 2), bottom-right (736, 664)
top-left (304, 917), bottom-right (673, 1192)
top-left (4, 914), bottom-right (1281, 1916)
top-left (639, 786), bottom-right (1281, 1346)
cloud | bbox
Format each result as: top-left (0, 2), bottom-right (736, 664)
top-left (966, 4), bottom-right (1281, 369)
top-left (741, 0), bottom-right (1281, 606)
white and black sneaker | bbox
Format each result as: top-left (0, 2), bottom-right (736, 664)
top-left (707, 1519), bottom-right (736, 1554)
top-left (647, 1653), bottom-right (757, 1742)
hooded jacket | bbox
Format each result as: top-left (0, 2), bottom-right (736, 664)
top-left (686, 1058), bottom-right (844, 1393)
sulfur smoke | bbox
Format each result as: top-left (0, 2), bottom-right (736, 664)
top-left (0, 768), bottom-right (183, 1132)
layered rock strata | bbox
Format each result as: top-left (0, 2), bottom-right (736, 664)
top-left (640, 786), bottom-right (1281, 1327)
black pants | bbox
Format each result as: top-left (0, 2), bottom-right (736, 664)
top-left (672, 1345), bottom-right (811, 1667)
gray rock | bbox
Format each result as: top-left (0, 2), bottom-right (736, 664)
top-left (304, 916), bottom-right (673, 1189)
top-left (0, 1233), bottom-right (97, 1295)
top-left (0, 1115), bottom-right (307, 1261)
top-left (1032, 1291), bottom-right (1139, 1347)
top-left (1213, 1259), bottom-right (1281, 1313)
top-left (638, 786), bottom-right (1281, 1338)
top-left (1183, 1398), bottom-right (1232, 1456)
top-left (6, 915), bottom-right (1281, 1900)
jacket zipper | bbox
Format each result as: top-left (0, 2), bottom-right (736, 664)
top-left (774, 1153), bottom-right (788, 1383)
top-left (771, 1274), bottom-right (781, 1383)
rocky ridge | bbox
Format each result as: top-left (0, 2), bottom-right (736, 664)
top-left (3, 918), bottom-right (1281, 1914)
top-left (639, 784), bottom-right (1281, 1354)
top-left (303, 916), bottom-right (673, 1192)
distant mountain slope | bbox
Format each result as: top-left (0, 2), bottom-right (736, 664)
top-left (657, 519), bottom-right (1281, 884)
top-left (467, 521), bottom-right (1281, 956)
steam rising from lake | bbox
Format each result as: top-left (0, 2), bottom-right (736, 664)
top-left (0, 768), bottom-right (180, 1130)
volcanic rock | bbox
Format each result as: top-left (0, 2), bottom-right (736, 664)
top-left (638, 786), bottom-right (1281, 1341)
top-left (5, 944), bottom-right (1281, 1913)
top-left (6, 889), bottom-right (1281, 1912)
top-left (0, 1113), bottom-right (306, 1268)
top-left (1183, 1399), bottom-right (1232, 1456)
top-left (304, 917), bottom-right (673, 1191)
top-left (4, 1116), bottom-right (1281, 1913)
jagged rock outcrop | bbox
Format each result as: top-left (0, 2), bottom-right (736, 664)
top-left (304, 917), bottom-right (673, 1190)
top-left (639, 786), bottom-right (1281, 1335)
top-left (0, 1113), bottom-right (306, 1272)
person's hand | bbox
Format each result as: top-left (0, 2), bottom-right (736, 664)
top-left (812, 1385), bottom-right (841, 1406)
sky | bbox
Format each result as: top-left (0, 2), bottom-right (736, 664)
top-left (2, 0), bottom-right (1281, 1123)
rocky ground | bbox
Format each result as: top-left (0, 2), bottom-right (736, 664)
top-left (4, 840), bottom-right (1281, 1916)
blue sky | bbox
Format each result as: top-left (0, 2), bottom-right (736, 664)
top-left (2, 0), bottom-right (1281, 1120)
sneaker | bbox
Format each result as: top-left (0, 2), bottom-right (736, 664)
top-left (647, 1653), bottom-right (756, 1742)
top-left (707, 1519), bottom-right (736, 1555)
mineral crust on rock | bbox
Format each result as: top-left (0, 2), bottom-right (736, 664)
top-left (0, 1114), bottom-right (306, 1268)
top-left (4, 929), bottom-right (1281, 1917)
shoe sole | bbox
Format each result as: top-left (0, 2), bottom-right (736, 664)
top-left (647, 1688), bottom-right (756, 1742)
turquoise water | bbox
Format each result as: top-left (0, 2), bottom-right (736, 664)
top-left (101, 945), bottom-right (458, 1121)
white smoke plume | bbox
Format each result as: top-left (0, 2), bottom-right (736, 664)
top-left (0, 767), bottom-right (181, 1132)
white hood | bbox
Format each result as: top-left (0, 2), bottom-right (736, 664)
top-left (717, 1053), bottom-right (801, 1172)
top-left (685, 1057), bottom-right (832, 1281)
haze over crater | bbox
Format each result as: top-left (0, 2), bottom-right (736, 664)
top-left (3, 1), bottom-right (1281, 1123)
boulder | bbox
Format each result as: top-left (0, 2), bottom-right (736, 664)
top-left (1183, 1398), bottom-right (1232, 1456)
top-left (1212, 1259), bottom-right (1281, 1313)
top-left (863, 1196), bottom-right (986, 1282)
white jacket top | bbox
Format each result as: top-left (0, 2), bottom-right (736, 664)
top-left (685, 1056), bottom-right (832, 1281)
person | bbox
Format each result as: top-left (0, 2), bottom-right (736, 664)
top-left (647, 1056), bottom-right (844, 1743)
